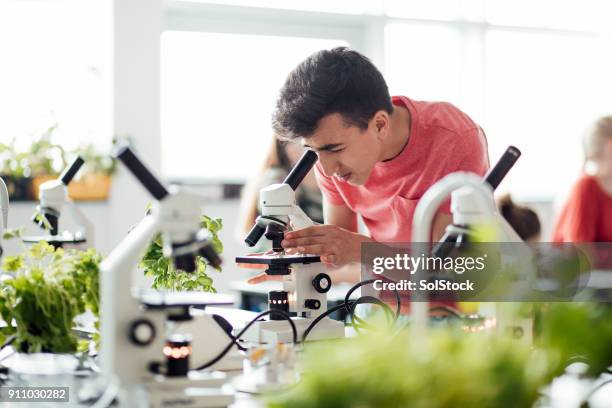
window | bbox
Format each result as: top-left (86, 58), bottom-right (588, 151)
top-left (384, 23), bottom-right (463, 105)
top-left (0, 0), bottom-right (111, 150)
top-left (484, 30), bottom-right (612, 198)
top-left (161, 31), bottom-right (347, 181)
top-left (162, 0), bottom-right (612, 200)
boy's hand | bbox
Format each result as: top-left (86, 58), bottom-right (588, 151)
top-left (281, 225), bottom-right (373, 267)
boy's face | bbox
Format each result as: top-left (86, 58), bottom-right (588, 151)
top-left (302, 113), bottom-right (385, 186)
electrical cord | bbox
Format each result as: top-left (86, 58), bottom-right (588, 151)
top-left (302, 279), bottom-right (402, 342)
top-left (344, 279), bottom-right (401, 331)
top-left (193, 309), bottom-right (297, 371)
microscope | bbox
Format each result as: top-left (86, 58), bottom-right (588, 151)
top-left (411, 146), bottom-right (534, 343)
top-left (237, 150), bottom-right (345, 343)
top-left (0, 176), bottom-right (8, 258)
top-left (22, 156), bottom-right (94, 249)
top-left (100, 146), bottom-right (241, 407)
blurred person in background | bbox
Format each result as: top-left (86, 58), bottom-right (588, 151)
top-left (553, 116), bottom-right (612, 242)
top-left (498, 194), bottom-right (541, 242)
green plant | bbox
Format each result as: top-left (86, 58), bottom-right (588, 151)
top-left (27, 124), bottom-right (66, 176)
top-left (268, 328), bottom-right (555, 408)
top-left (71, 143), bottom-right (116, 176)
top-left (535, 302), bottom-right (612, 378)
top-left (139, 215), bottom-right (223, 292)
top-left (0, 230), bottom-right (100, 353)
top-left (0, 125), bottom-right (65, 178)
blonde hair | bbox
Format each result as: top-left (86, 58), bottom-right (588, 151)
top-left (584, 115), bottom-right (612, 165)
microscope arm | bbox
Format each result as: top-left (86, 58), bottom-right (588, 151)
top-left (65, 198), bottom-right (94, 246)
top-left (289, 204), bottom-right (315, 230)
top-left (0, 177), bottom-right (8, 228)
top-left (0, 177), bottom-right (8, 256)
top-left (100, 213), bottom-right (162, 379)
top-left (410, 172), bottom-right (497, 331)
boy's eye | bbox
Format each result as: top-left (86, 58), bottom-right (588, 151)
top-left (330, 148), bottom-right (344, 153)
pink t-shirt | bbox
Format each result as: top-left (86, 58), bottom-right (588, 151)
top-left (315, 96), bottom-right (490, 242)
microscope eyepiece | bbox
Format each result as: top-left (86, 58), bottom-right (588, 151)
top-left (114, 145), bottom-right (169, 201)
top-left (283, 150), bottom-right (318, 190)
top-left (59, 156), bottom-right (85, 186)
top-left (484, 146), bottom-right (521, 190)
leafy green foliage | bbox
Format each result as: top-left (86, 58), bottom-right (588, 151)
top-left (0, 242), bottom-right (100, 353)
top-left (139, 215), bottom-right (223, 292)
top-left (0, 124), bottom-right (116, 178)
top-left (535, 302), bottom-right (612, 377)
top-left (0, 125), bottom-right (65, 177)
top-left (2, 227), bottom-right (25, 241)
top-left (268, 328), bottom-right (554, 408)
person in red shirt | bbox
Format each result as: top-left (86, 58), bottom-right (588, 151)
top-left (553, 116), bottom-right (612, 242)
top-left (251, 47), bottom-right (489, 279)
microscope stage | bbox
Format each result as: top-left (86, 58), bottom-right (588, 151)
top-left (236, 254), bottom-right (321, 265)
top-left (137, 290), bottom-right (235, 308)
top-left (22, 235), bottom-right (86, 245)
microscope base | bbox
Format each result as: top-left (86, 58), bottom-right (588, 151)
top-left (145, 375), bottom-right (234, 408)
top-left (237, 316), bottom-right (345, 343)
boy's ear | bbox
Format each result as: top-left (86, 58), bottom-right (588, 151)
top-left (372, 110), bottom-right (390, 136)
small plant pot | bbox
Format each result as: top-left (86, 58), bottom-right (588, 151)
top-left (32, 173), bottom-right (112, 201)
top-left (1, 175), bottom-right (34, 201)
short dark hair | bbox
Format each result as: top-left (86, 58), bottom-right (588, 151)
top-left (272, 47), bottom-right (393, 139)
top-left (498, 194), bottom-right (541, 241)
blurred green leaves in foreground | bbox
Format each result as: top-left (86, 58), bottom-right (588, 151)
top-left (269, 303), bottom-right (611, 408)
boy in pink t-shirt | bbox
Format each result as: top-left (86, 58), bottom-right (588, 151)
top-left (255, 47), bottom-right (489, 272)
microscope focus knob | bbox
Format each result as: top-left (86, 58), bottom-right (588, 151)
top-left (128, 319), bottom-right (156, 346)
top-left (305, 299), bottom-right (321, 310)
top-left (312, 273), bottom-right (331, 294)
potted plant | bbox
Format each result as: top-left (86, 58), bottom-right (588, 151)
top-left (535, 302), bottom-right (612, 378)
top-left (0, 140), bottom-right (34, 201)
top-left (31, 142), bottom-right (116, 202)
top-left (0, 125), bottom-right (66, 201)
top-left (140, 214), bottom-right (223, 292)
top-left (0, 229), bottom-right (100, 354)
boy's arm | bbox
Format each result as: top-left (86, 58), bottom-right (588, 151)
top-left (323, 197), bottom-right (358, 232)
top-left (283, 199), bottom-right (451, 267)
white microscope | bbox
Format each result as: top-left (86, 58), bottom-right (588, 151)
top-left (410, 146), bottom-right (534, 343)
top-left (22, 156), bottom-right (94, 249)
top-left (237, 150), bottom-right (345, 343)
top-left (100, 146), bottom-right (241, 408)
top-left (0, 176), bottom-right (8, 258)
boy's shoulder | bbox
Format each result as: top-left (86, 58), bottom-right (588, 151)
top-left (406, 97), bottom-right (479, 134)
